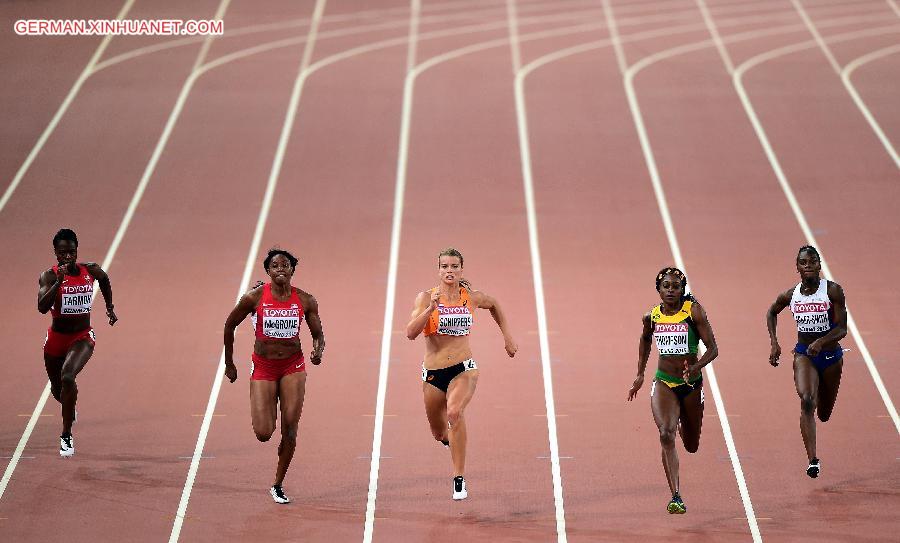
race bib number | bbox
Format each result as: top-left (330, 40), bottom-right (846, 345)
top-left (792, 302), bottom-right (830, 333)
top-left (654, 322), bottom-right (689, 355)
top-left (261, 307), bottom-right (300, 339)
top-left (60, 283), bottom-right (93, 315)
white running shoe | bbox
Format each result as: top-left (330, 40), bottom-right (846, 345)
top-left (452, 476), bottom-right (467, 500)
top-left (60, 435), bottom-right (75, 457)
top-left (270, 485), bottom-right (290, 504)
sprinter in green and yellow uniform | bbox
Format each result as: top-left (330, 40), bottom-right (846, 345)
top-left (627, 267), bottom-right (719, 514)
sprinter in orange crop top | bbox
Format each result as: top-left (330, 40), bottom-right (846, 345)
top-left (37, 228), bottom-right (117, 458)
top-left (627, 267), bottom-right (719, 515)
top-left (406, 248), bottom-right (517, 501)
top-left (223, 248), bottom-right (325, 504)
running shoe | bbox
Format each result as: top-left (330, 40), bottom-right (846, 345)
top-left (59, 435), bottom-right (75, 457)
top-left (807, 458), bottom-right (820, 479)
top-left (440, 438), bottom-right (449, 449)
top-left (452, 476), bottom-right (467, 500)
top-left (270, 485), bottom-right (290, 504)
top-left (667, 493), bottom-right (686, 514)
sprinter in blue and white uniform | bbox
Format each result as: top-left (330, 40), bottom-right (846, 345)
top-left (766, 246), bottom-right (848, 479)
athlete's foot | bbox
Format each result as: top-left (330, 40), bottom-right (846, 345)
top-left (59, 434), bottom-right (75, 457)
top-left (452, 476), bottom-right (467, 500)
top-left (667, 493), bottom-right (686, 514)
top-left (807, 457), bottom-right (820, 478)
top-left (270, 484), bottom-right (290, 504)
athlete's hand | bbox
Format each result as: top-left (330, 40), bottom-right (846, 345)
top-left (252, 280), bottom-right (265, 290)
top-left (807, 339), bottom-right (823, 358)
top-left (106, 306), bottom-right (118, 326)
top-left (627, 374), bottom-right (644, 401)
top-left (504, 336), bottom-right (518, 357)
top-left (429, 289), bottom-right (441, 309)
top-left (311, 345), bottom-right (324, 365)
top-left (769, 343), bottom-right (781, 367)
top-left (683, 361), bottom-right (700, 383)
top-left (224, 361), bottom-right (237, 383)
top-left (55, 265), bottom-right (66, 284)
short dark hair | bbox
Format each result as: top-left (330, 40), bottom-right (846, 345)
top-left (438, 247), bottom-right (464, 268)
top-left (263, 247), bottom-right (298, 272)
top-left (52, 228), bottom-right (78, 248)
top-left (797, 245), bottom-right (820, 261)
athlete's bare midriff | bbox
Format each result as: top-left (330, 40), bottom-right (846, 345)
top-left (254, 338), bottom-right (302, 360)
top-left (423, 334), bottom-right (473, 370)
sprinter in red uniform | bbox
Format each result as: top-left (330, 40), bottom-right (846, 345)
top-left (223, 248), bottom-right (324, 504)
top-left (37, 229), bottom-right (117, 457)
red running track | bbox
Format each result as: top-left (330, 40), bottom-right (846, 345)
top-left (1, 1), bottom-right (897, 541)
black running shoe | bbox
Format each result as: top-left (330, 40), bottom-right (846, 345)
top-left (270, 484), bottom-right (290, 504)
top-left (59, 434), bottom-right (75, 457)
top-left (440, 439), bottom-right (449, 449)
top-left (452, 476), bottom-right (467, 500)
top-left (807, 458), bottom-right (820, 478)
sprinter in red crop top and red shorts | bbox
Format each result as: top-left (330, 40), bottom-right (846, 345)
top-left (37, 229), bottom-right (118, 457)
top-left (223, 248), bottom-right (324, 504)
top-left (406, 248), bottom-right (517, 500)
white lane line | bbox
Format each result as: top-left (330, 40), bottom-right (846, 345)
top-left (0, 0), bottom-right (135, 215)
top-left (841, 44), bottom-right (900, 169)
top-left (601, 1), bottom-right (762, 541)
top-left (730, 26), bottom-right (900, 436)
top-left (0, 0), bottom-right (226, 505)
top-left (363, 3), bottom-right (419, 541)
top-left (169, 2), bottom-right (327, 541)
top-left (887, 0), bottom-right (900, 18)
top-left (508, 2), bottom-right (567, 540)
top-left (789, 0), bottom-right (900, 168)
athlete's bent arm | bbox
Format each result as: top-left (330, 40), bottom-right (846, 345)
top-left (807, 283), bottom-right (847, 357)
top-left (766, 289), bottom-right (791, 367)
top-left (223, 291), bottom-right (260, 383)
top-left (685, 303), bottom-right (718, 381)
top-left (86, 263), bottom-right (117, 325)
top-left (628, 313), bottom-right (653, 401)
top-left (406, 291), bottom-right (438, 340)
top-left (37, 269), bottom-right (64, 314)
top-left (473, 291), bottom-right (517, 357)
top-left (304, 293), bottom-right (325, 365)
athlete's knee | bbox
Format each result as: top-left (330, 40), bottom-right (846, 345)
top-left (60, 372), bottom-right (77, 389)
top-left (658, 427), bottom-right (677, 448)
top-left (683, 437), bottom-right (700, 454)
top-left (254, 425), bottom-right (275, 442)
top-left (799, 393), bottom-right (816, 414)
top-left (281, 425), bottom-right (298, 441)
top-left (50, 384), bottom-right (62, 402)
top-left (447, 407), bottom-right (463, 428)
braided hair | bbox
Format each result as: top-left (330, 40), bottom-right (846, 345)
top-left (655, 266), bottom-right (695, 302)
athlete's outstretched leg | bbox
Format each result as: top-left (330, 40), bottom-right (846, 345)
top-left (793, 355), bottom-right (819, 462)
top-left (274, 372), bottom-right (306, 487)
top-left (651, 382), bottom-right (681, 496)
top-left (446, 370), bottom-right (478, 477)
top-left (60, 341), bottom-right (93, 436)
top-left (423, 383), bottom-right (449, 445)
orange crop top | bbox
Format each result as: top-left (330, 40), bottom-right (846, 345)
top-left (423, 287), bottom-right (473, 337)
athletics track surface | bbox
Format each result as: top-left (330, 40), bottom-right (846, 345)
top-left (0, 0), bottom-right (898, 541)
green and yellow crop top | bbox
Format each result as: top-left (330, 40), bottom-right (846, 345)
top-left (650, 300), bottom-right (699, 356)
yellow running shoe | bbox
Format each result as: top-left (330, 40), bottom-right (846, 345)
top-left (667, 494), bottom-right (686, 514)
